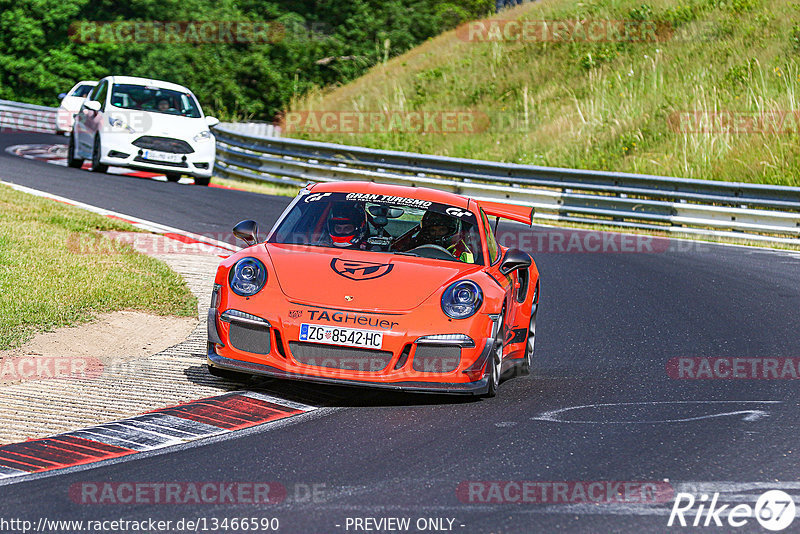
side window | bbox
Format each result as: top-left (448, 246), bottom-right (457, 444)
top-left (88, 81), bottom-right (102, 101)
top-left (481, 209), bottom-right (499, 264)
top-left (94, 82), bottom-right (108, 111)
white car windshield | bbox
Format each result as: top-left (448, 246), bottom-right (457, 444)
top-left (71, 85), bottom-right (94, 98)
top-left (109, 84), bottom-right (202, 118)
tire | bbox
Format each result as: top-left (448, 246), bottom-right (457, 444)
top-left (483, 310), bottom-right (505, 398)
top-left (520, 285), bottom-right (539, 376)
top-left (67, 133), bottom-right (82, 168)
top-left (165, 173), bottom-right (182, 183)
top-left (194, 177), bottom-right (211, 186)
top-left (91, 135), bottom-right (108, 173)
top-left (208, 364), bottom-right (251, 382)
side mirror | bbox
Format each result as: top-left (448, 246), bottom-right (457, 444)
top-left (205, 116), bottom-right (220, 127)
top-left (58, 93), bottom-right (67, 99)
top-left (83, 100), bottom-right (101, 112)
top-left (499, 248), bottom-right (532, 276)
top-left (233, 220), bottom-right (259, 247)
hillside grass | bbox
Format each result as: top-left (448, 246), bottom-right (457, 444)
top-left (0, 185), bottom-right (196, 350)
top-left (287, 0), bottom-right (800, 186)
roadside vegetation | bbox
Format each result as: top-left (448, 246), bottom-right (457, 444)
top-left (0, 185), bottom-right (196, 350)
top-left (211, 175), bottom-right (299, 197)
top-left (288, 0), bottom-right (800, 186)
top-left (0, 0), bottom-right (494, 120)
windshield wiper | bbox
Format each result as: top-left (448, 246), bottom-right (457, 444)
top-left (391, 251), bottom-right (419, 257)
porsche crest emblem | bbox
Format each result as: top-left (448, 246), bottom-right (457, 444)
top-left (330, 259), bottom-right (394, 281)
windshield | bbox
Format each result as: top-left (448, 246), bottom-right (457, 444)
top-left (72, 84), bottom-right (95, 97)
top-left (109, 84), bottom-right (202, 118)
top-left (270, 192), bottom-right (484, 265)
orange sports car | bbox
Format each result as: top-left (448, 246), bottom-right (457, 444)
top-left (207, 181), bottom-right (539, 396)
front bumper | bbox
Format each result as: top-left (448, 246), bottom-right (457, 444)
top-left (207, 344), bottom-right (491, 395)
top-left (99, 133), bottom-right (215, 178)
top-left (206, 307), bottom-right (493, 395)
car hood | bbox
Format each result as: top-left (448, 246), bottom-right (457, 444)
top-left (59, 96), bottom-right (87, 112)
top-left (106, 106), bottom-right (208, 136)
top-left (265, 243), bottom-right (481, 312)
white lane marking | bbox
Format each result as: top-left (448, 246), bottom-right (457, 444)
top-left (242, 391), bottom-right (318, 412)
top-left (0, 179), bottom-right (239, 253)
top-left (115, 413), bottom-right (225, 439)
top-left (531, 400), bottom-right (782, 424)
top-left (0, 466), bottom-right (30, 479)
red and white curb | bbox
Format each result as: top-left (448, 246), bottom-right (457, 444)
top-left (0, 392), bottom-right (315, 480)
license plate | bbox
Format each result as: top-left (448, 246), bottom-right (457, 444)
top-left (142, 149), bottom-right (181, 163)
top-left (299, 324), bottom-right (383, 349)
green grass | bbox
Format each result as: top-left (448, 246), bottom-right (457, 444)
top-left (211, 176), bottom-right (300, 197)
top-left (0, 185), bottom-right (197, 350)
top-left (286, 0), bottom-right (800, 186)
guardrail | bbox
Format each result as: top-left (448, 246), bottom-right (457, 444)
top-left (0, 99), bottom-right (59, 134)
top-left (213, 125), bottom-right (800, 246)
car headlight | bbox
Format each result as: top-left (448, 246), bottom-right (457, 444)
top-left (229, 257), bottom-right (267, 297)
top-left (194, 130), bottom-right (212, 142)
top-left (441, 280), bottom-right (483, 319)
top-left (108, 116), bottom-right (135, 133)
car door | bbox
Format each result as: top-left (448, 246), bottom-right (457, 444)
top-left (482, 208), bottom-right (531, 360)
top-left (74, 80), bottom-right (108, 157)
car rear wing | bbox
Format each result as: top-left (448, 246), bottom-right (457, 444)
top-left (475, 200), bottom-right (534, 226)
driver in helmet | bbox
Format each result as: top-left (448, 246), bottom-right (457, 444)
top-left (411, 211), bottom-right (474, 263)
top-left (327, 203), bottom-right (368, 249)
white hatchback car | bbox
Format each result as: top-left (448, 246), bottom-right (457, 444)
top-left (56, 81), bottom-right (97, 134)
top-left (69, 75), bottom-right (218, 185)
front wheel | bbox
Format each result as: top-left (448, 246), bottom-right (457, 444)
top-left (194, 177), bottom-right (211, 186)
top-left (67, 134), bottom-right (82, 168)
top-left (165, 173), bottom-right (182, 183)
top-left (520, 285), bottom-right (539, 375)
top-left (91, 135), bottom-right (108, 173)
top-left (483, 311), bottom-right (505, 398)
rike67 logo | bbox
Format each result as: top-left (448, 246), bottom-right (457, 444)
top-left (668, 490), bottom-right (796, 531)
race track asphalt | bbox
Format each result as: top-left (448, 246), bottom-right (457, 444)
top-left (1, 132), bottom-right (799, 533)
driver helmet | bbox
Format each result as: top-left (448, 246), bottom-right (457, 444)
top-left (419, 210), bottom-right (460, 248)
top-left (327, 203), bottom-right (367, 248)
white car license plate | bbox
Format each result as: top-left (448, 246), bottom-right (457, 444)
top-left (299, 324), bottom-right (383, 349)
top-left (142, 149), bottom-right (182, 163)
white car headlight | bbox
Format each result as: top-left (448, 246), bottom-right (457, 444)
top-left (108, 116), bottom-right (135, 133)
top-left (194, 130), bottom-right (213, 142)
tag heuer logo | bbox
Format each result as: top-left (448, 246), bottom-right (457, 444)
top-left (330, 259), bottom-right (394, 281)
